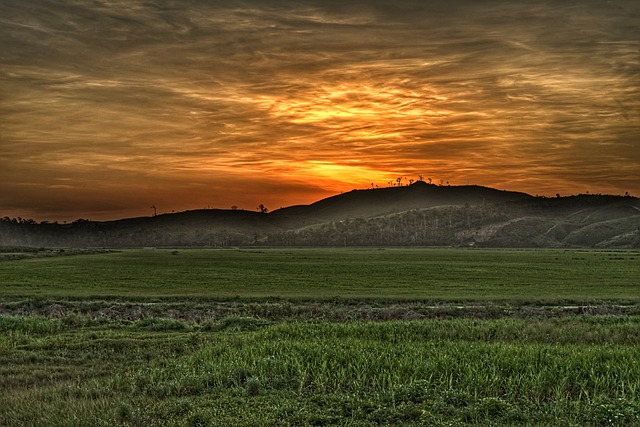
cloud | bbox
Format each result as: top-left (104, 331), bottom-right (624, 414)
top-left (1, 0), bottom-right (639, 220)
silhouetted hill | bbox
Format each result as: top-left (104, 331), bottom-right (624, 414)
top-left (272, 181), bottom-right (532, 222)
top-left (1, 183), bottom-right (638, 248)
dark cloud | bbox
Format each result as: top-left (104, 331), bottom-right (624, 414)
top-left (1, 0), bottom-right (639, 220)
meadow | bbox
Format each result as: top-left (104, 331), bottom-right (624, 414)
top-left (0, 247), bottom-right (638, 301)
top-left (1, 248), bottom-right (639, 426)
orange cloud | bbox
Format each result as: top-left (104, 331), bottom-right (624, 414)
top-left (1, 0), bottom-right (638, 221)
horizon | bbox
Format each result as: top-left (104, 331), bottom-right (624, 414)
top-left (2, 0), bottom-right (639, 222)
top-left (2, 180), bottom-right (637, 224)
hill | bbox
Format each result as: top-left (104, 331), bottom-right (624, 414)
top-left (1, 183), bottom-right (638, 248)
top-left (271, 181), bottom-right (532, 222)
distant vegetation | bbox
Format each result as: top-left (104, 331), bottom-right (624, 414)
top-left (2, 183), bottom-right (639, 248)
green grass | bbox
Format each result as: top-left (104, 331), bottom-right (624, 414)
top-left (0, 248), bottom-right (638, 301)
top-left (2, 315), bottom-right (640, 426)
top-left (1, 248), bottom-right (639, 425)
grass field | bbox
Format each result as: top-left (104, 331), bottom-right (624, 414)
top-left (1, 248), bottom-right (639, 426)
top-left (0, 248), bottom-right (638, 301)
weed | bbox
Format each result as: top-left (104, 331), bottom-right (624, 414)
top-left (586, 398), bottom-right (639, 426)
top-left (135, 317), bottom-right (192, 331)
top-left (203, 316), bottom-right (270, 332)
top-left (187, 412), bottom-right (211, 427)
top-left (246, 377), bottom-right (261, 397)
top-left (116, 401), bottom-right (133, 422)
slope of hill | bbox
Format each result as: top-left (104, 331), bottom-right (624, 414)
top-left (1, 183), bottom-right (638, 248)
top-left (271, 181), bottom-right (532, 222)
top-left (268, 197), bottom-right (640, 248)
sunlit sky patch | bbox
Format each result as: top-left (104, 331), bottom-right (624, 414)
top-left (1, 0), bottom-right (639, 221)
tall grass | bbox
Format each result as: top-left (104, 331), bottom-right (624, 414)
top-left (130, 320), bottom-right (640, 404)
top-left (3, 314), bottom-right (639, 426)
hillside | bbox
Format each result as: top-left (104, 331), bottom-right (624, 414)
top-left (271, 181), bottom-right (532, 222)
top-left (1, 183), bottom-right (638, 248)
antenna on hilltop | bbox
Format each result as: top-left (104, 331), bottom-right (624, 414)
top-left (150, 205), bottom-right (157, 216)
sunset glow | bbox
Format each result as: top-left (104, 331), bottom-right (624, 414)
top-left (1, 0), bottom-right (639, 221)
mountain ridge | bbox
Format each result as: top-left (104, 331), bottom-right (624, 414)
top-left (2, 182), bottom-right (639, 248)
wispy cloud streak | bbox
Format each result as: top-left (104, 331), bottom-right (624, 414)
top-left (1, 0), bottom-right (638, 220)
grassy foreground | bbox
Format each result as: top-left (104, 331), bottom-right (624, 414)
top-left (1, 248), bottom-right (639, 426)
top-left (2, 314), bottom-right (640, 426)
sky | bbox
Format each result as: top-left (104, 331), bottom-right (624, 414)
top-left (1, 0), bottom-right (639, 221)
